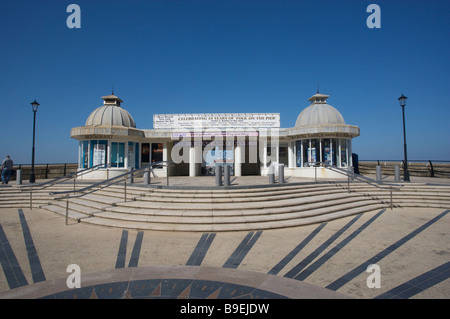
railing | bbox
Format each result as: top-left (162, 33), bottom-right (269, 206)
top-left (12, 163), bottom-right (78, 180)
top-left (19, 163), bottom-right (104, 190)
top-left (317, 162), bottom-right (403, 210)
top-left (18, 163), bottom-right (105, 210)
top-left (49, 161), bottom-right (174, 225)
top-left (358, 160), bottom-right (450, 178)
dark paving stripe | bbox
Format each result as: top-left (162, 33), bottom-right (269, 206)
top-left (186, 233), bottom-right (216, 266)
top-left (128, 231), bottom-right (144, 268)
top-left (326, 209), bottom-right (449, 291)
top-left (115, 230), bottom-right (128, 269)
top-left (0, 224), bottom-right (28, 289)
top-left (223, 231), bottom-right (262, 269)
top-left (284, 214), bottom-right (362, 279)
top-left (295, 209), bottom-right (386, 281)
top-left (18, 209), bottom-right (46, 283)
top-left (268, 223), bottom-right (326, 275)
top-left (376, 261), bottom-right (450, 299)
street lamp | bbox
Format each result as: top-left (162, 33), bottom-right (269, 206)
top-left (398, 94), bottom-right (410, 182)
top-left (29, 99), bottom-right (40, 183)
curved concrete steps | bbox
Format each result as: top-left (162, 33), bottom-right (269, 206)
top-left (83, 203), bottom-right (388, 232)
top-left (43, 182), bottom-right (450, 231)
top-left (1, 181), bottom-right (449, 231)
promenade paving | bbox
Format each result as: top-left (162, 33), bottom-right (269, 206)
top-left (0, 176), bottom-right (449, 300)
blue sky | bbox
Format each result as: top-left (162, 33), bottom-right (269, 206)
top-left (0, 0), bottom-right (449, 164)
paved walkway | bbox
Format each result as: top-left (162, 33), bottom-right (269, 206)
top-left (0, 206), bottom-right (448, 299)
top-left (0, 176), bottom-right (449, 300)
top-left (13, 173), bottom-right (450, 189)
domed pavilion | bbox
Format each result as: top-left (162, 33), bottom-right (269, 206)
top-left (281, 92), bottom-right (360, 178)
top-left (71, 94), bottom-right (144, 179)
top-left (71, 91), bottom-right (359, 180)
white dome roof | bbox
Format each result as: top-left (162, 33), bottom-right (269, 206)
top-left (85, 95), bottom-right (136, 128)
top-left (295, 93), bottom-right (345, 127)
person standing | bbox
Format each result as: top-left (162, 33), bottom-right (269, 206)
top-left (1, 155), bottom-right (13, 184)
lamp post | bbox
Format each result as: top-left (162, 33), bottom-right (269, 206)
top-left (398, 94), bottom-right (410, 182)
top-left (29, 100), bottom-right (40, 184)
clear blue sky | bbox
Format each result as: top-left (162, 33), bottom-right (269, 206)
top-left (1, 0), bottom-right (449, 164)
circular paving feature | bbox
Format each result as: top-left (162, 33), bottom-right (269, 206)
top-left (3, 266), bottom-right (348, 299)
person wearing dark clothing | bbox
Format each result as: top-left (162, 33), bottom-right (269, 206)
top-left (1, 155), bottom-right (13, 184)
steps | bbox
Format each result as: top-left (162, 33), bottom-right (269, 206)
top-left (1, 181), bottom-right (449, 232)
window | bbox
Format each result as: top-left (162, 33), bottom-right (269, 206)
top-left (79, 141), bottom-right (89, 168)
top-left (322, 139), bottom-right (331, 166)
top-left (332, 139), bottom-right (337, 166)
top-left (111, 142), bottom-right (125, 168)
top-left (89, 140), bottom-right (107, 167)
top-left (279, 145), bottom-right (288, 166)
top-left (309, 139), bottom-right (318, 165)
top-left (322, 139), bottom-right (338, 166)
top-left (135, 143), bottom-right (140, 169)
top-left (296, 141), bottom-right (302, 167)
top-left (151, 143), bottom-right (163, 163)
top-left (141, 143), bottom-right (150, 166)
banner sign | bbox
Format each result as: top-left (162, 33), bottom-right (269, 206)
top-left (154, 113), bottom-right (280, 129)
top-left (172, 131), bottom-right (259, 138)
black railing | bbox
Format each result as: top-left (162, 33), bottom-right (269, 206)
top-left (18, 163), bottom-right (104, 190)
top-left (11, 163), bottom-right (78, 180)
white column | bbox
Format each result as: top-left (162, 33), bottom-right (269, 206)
top-left (258, 139), bottom-right (268, 176)
top-left (308, 139), bottom-right (311, 165)
top-left (78, 142), bottom-right (82, 169)
top-left (288, 141), bottom-right (294, 168)
top-left (300, 141), bottom-right (303, 167)
top-left (235, 144), bottom-right (242, 177)
top-left (125, 142), bottom-right (129, 169)
top-left (88, 141), bottom-right (92, 168)
top-left (162, 142), bottom-right (168, 176)
top-left (319, 139), bottom-right (322, 164)
top-left (189, 146), bottom-right (196, 177)
top-left (107, 141), bottom-right (111, 167)
top-left (337, 140), bottom-right (341, 168)
top-left (275, 144), bottom-right (279, 164)
top-left (262, 140), bottom-right (268, 171)
top-left (163, 142), bottom-right (168, 162)
top-left (274, 144), bottom-right (279, 176)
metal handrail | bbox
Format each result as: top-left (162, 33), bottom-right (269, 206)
top-left (51, 161), bottom-right (173, 198)
top-left (21, 163), bottom-right (106, 211)
top-left (19, 163), bottom-right (105, 190)
top-left (48, 161), bottom-right (174, 225)
top-left (322, 163), bottom-right (402, 209)
top-left (324, 164), bottom-right (402, 189)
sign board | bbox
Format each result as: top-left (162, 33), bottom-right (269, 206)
top-left (172, 131), bottom-right (259, 138)
top-left (153, 113), bottom-right (280, 129)
top-left (93, 144), bottom-right (106, 166)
